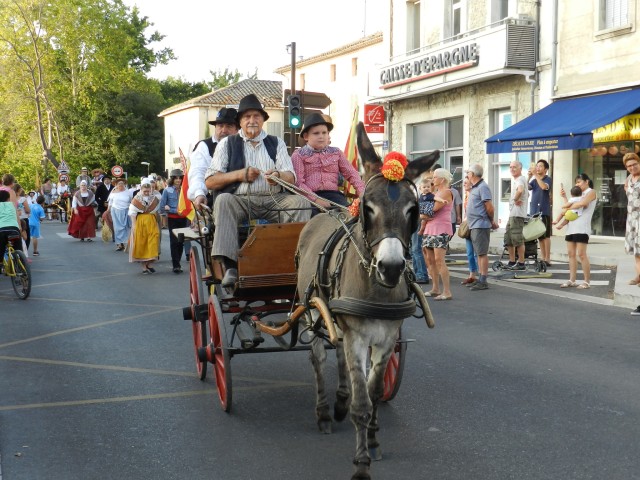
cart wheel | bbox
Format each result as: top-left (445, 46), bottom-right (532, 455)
top-left (189, 247), bottom-right (207, 380)
top-left (381, 327), bottom-right (407, 402)
top-left (492, 260), bottom-right (503, 272)
top-left (209, 293), bottom-right (232, 412)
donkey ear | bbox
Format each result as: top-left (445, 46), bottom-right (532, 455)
top-left (357, 122), bottom-right (382, 180)
top-left (404, 150), bottom-right (440, 181)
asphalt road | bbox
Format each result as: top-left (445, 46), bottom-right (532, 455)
top-left (1, 221), bottom-right (639, 480)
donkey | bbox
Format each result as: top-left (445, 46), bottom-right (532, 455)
top-left (296, 171), bottom-right (420, 479)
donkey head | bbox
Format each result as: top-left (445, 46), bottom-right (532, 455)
top-left (356, 121), bottom-right (441, 182)
top-left (360, 174), bottom-right (419, 288)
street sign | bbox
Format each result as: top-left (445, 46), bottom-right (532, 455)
top-left (111, 165), bottom-right (124, 177)
top-left (364, 104), bottom-right (385, 125)
top-left (57, 160), bottom-right (70, 173)
top-left (284, 89), bottom-right (332, 109)
top-left (365, 124), bottom-right (385, 134)
top-left (58, 173), bottom-right (69, 183)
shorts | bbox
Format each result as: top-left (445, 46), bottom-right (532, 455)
top-left (504, 216), bottom-right (525, 246)
top-left (565, 233), bottom-right (589, 244)
top-left (540, 215), bottom-right (551, 239)
top-left (470, 228), bottom-right (490, 255)
top-left (422, 233), bottom-right (451, 249)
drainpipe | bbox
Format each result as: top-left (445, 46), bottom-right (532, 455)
top-left (550, 0), bottom-right (559, 98)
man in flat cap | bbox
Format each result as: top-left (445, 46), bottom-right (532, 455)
top-left (189, 107), bottom-right (239, 210)
top-left (205, 93), bottom-right (310, 288)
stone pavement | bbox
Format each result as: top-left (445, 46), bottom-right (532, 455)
top-left (448, 230), bottom-right (638, 309)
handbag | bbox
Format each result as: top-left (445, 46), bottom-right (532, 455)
top-left (457, 220), bottom-right (471, 239)
top-left (101, 222), bottom-right (113, 243)
top-left (523, 214), bottom-right (546, 241)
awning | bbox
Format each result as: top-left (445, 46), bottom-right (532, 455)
top-left (485, 89), bottom-right (640, 153)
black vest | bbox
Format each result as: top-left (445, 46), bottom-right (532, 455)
top-left (220, 134), bottom-right (279, 194)
top-left (192, 137), bottom-right (217, 157)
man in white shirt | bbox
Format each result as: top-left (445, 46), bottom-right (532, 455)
top-left (188, 107), bottom-right (239, 209)
top-left (505, 160), bottom-right (529, 270)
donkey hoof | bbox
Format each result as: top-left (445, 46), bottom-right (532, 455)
top-left (334, 400), bottom-right (349, 422)
top-left (317, 419), bottom-right (332, 434)
top-left (351, 468), bottom-right (371, 480)
top-left (369, 446), bottom-right (383, 461)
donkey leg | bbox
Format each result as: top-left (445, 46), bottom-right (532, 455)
top-left (334, 340), bottom-right (351, 422)
top-left (309, 334), bottom-right (332, 434)
top-left (343, 332), bottom-right (373, 480)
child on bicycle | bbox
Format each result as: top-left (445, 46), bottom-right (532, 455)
top-left (29, 195), bottom-right (46, 256)
top-left (0, 189), bottom-right (24, 259)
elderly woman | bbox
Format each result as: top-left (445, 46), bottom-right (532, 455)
top-left (67, 180), bottom-right (97, 241)
top-left (623, 153), bottom-right (640, 286)
top-left (559, 173), bottom-right (597, 289)
top-left (106, 178), bottom-right (132, 251)
top-left (422, 168), bottom-right (454, 300)
top-left (128, 178), bottom-right (160, 274)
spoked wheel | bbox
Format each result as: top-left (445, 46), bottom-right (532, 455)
top-left (11, 250), bottom-right (31, 300)
top-left (491, 260), bottom-right (503, 272)
top-left (189, 247), bottom-right (207, 380)
top-left (208, 293), bottom-right (232, 412)
top-left (381, 327), bottom-right (407, 402)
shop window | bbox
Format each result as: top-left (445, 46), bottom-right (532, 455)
top-left (490, 0), bottom-right (510, 23)
top-left (599, 0), bottom-right (628, 30)
top-left (410, 117), bottom-right (463, 171)
top-left (407, 0), bottom-right (421, 53)
top-left (445, 0), bottom-right (466, 38)
top-left (500, 178), bottom-right (511, 202)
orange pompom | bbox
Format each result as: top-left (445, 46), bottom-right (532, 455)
top-left (348, 198), bottom-right (360, 217)
top-left (383, 151), bottom-right (408, 169)
top-left (381, 159), bottom-right (405, 181)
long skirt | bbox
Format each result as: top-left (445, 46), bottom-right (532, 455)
top-left (68, 205), bottom-right (96, 239)
top-left (110, 208), bottom-right (131, 244)
top-left (129, 213), bottom-right (159, 263)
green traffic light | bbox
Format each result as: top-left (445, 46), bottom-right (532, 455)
top-left (290, 117), bottom-right (301, 128)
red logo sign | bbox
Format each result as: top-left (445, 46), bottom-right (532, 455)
top-left (111, 165), bottom-right (123, 177)
top-left (58, 173), bottom-right (69, 183)
top-left (364, 124), bottom-right (385, 134)
top-left (364, 104), bottom-right (385, 125)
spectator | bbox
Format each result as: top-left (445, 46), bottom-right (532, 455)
top-left (553, 186), bottom-right (583, 229)
top-left (559, 173), bottom-right (597, 289)
top-left (14, 184), bottom-right (31, 250)
top-left (421, 168), bottom-right (454, 300)
top-left (0, 190), bottom-right (23, 257)
top-left (410, 173), bottom-right (430, 284)
top-left (465, 163), bottom-right (498, 291)
top-left (460, 177), bottom-right (479, 285)
top-left (528, 159), bottom-right (552, 265)
top-left (128, 178), bottom-right (160, 274)
top-left (1, 173), bottom-right (18, 205)
top-left (205, 93), bottom-right (310, 288)
top-left (29, 195), bottom-right (46, 255)
top-left (624, 153), bottom-right (640, 292)
top-left (505, 160), bottom-right (529, 270)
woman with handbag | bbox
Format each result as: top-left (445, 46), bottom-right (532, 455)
top-left (460, 177), bottom-right (479, 285)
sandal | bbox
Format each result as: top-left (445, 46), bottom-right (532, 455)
top-left (433, 294), bottom-right (453, 301)
top-left (424, 291), bottom-right (441, 297)
top-left (629, 277), bottom-right (640, 285)
top-left (576, 282), bottom-right (590, 289)
top-left (560, 281), bottom-right (577, 288)
top-left (460, 277), bottom-right (476, 285)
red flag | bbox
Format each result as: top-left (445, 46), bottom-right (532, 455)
top-left (342, 105), bottom-right (360, 196)
top-left (178, 148), bottom-right (194, 220)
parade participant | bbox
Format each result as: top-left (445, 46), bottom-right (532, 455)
top-left (159, 169), bottom-right (191, 273)
top-left (0, 190), bottom-right (23, 258)
top-left (75, 167), bottom-right (91, 188)
top-left (559, 173), bottom-right (597, 289)
top-left (40, 178), bottom-right (53, 207)
top-left (107, 178), bottom-right (132, 251)
top-left (528, 159), bottom-right (552, 265)
top-left (67, 180), bottom-right (97, 241)
top-left (95, 176), bottom-right (114, 226)
top-left (91, 168), bottom-right (105, 190)
top-left (189, 107), bottom-right (239, 209)
top-left (291, 113), bottom-right (364, 216)
top-left (128, 178), bottom-right (160, 274)
top-left (205, 93), bottom-right (310, 288)
top-left (29, 195), bottom-right (46, 255)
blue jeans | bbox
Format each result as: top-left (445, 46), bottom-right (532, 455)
top-left (411, 230), bottom-right (428, 280)
top-left (466, 238), bottom-right (478, 274)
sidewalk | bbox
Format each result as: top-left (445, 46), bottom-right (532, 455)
top-left (448, 229), bottom-right (638, 309)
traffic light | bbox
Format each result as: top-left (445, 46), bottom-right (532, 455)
top-left (288, 94), bottom-right (302, 129)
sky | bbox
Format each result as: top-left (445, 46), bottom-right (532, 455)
top-left (121, 0), bottom-right (383, 83)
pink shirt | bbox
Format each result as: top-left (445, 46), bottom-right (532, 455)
top-left (424, 200), bottom-right (453, 236)
top-left (291, 146), bottom-right (365, 201)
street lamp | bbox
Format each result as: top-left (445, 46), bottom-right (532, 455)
top-left (140, 162), bottom-right (150, 176)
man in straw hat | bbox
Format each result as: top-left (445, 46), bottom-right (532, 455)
top-left (189, 107), bottom-right (239, 209)
top-left (205, 93), bottom-right (310, 288)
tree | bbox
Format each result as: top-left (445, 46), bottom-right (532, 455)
top-left (207, 67), bottom-right (256, 91)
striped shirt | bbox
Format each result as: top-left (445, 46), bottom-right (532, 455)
top-left (206, 130), bottom-right (296, 195)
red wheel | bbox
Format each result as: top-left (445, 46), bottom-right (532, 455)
top-left (208, 293), bottom-right (232, 412)
top-left (381, 327), bottom-right (407, 402)
top-left (189, 247), bottom-right (207, 380)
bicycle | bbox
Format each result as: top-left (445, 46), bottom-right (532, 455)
top-left (2, 233), bottom-right (31, 299)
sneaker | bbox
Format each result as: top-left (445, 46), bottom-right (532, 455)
top-left (511, 263), bottom-right (526, 271)
top-left (470, 282), bottom-right (489, 291)
top-left (466, 280), bottom-right (478, 288)
top-left (173, 267), bottom-right (182, 274)
top-left (504, 261), bottom-right (517, 270)
top-left (631, 306), bottom-right (640, 316)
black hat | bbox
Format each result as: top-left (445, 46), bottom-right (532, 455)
top-left (236, 94), bottom-right (269, 121)
top-left (208, 107), bottom-right (239, 126)
top-left (170, 168), bottom-right (184, 177)
top-left (300, 113), bottom-right (333, 136)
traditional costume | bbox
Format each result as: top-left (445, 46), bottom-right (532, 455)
top-left (128, 191), bottom-right (160, 265)
top-left (67, 188), bottom-right (96, 240)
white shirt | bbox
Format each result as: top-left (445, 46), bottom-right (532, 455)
top-left (108, 189), bottom-right (133, 210)
top-left (188, 136), bottom-right (219, 201)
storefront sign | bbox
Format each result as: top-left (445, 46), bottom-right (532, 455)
top-left (593, 114), bottom-right (640, 143)
top-left (379, 43), bottom-right (479, 89)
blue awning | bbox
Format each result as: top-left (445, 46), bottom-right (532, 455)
top-left (485, 89), bottom-right (640, 154)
